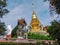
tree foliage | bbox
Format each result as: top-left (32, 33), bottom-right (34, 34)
top-left (47, 20), bottom-right (60, 40)
top-left (50, 0), bottom-right (60, 14)
top-left (44, 0), bottom-right (60, 14)
top-left (0, 0), bottom-right (9, 35)
top-left (0, 0), bottom-right (9, 17)
top-left (0, 21), bottom-right (6, 35)
top-left (47, 20), bottom-right (60, 44)
top-left (11, 25), bottom-right (18, 38)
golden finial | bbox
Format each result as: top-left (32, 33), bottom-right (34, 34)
top-left (32, 0), bottom-right (37, 19)
top-left (32, 0), bottom-right (34, 11)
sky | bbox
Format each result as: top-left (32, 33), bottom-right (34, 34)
top-left (1, 0), bottom-right (59, 29)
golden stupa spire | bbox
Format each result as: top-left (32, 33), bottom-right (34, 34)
top-left (29, 0), bottom-right (41, 32)
top-left (32, 0), bottom-right (37, 19)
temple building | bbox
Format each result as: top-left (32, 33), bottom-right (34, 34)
top-left (28, 0), bottom-right (49, 35)
top-left (29, 0), bottom-right (43, 33)
top-left (29, 11), bottom-right (42, 33)
top-left (29, 11), bottom-right (49, 35)
top-left (17, 18), bottom-right (28, 39)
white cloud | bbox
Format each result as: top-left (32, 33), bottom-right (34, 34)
top-left (1, 4), bottom-right (32, 29)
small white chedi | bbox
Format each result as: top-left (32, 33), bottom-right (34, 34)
top-left (7, 25), bottom-right (12, 35)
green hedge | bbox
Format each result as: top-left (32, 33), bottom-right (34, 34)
top-left (0, 42), bottom-right (32, 45)
top-left (28, 32), bottom-right (53, 40)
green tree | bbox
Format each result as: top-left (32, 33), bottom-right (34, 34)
top-left (0, 21), bottom-right (6, 35)
top-left (50, 0), bottom-right (60, 14)
top-left (44, 0), bottom-right (60, 14)
top-left (0, 0), bottom-right (9, 17)
top-left (47, 20), bottom-right (60, 44)
top-left (0, 0), bottom-right (9, 35)
top-left (11, 25), bottom-right (18, 38)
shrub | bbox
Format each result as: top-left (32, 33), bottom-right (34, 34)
top-left (28, 32), bottom-right (53, 40)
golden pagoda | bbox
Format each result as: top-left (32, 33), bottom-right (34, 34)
top-left (29, 0), bottom-right (42, 33)
top-left (29, 11), bottom-right (42, 32)
top-left (29, 0), bottom-right (49, 35)
top-left (29, 11), bottom-right (49, 35)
